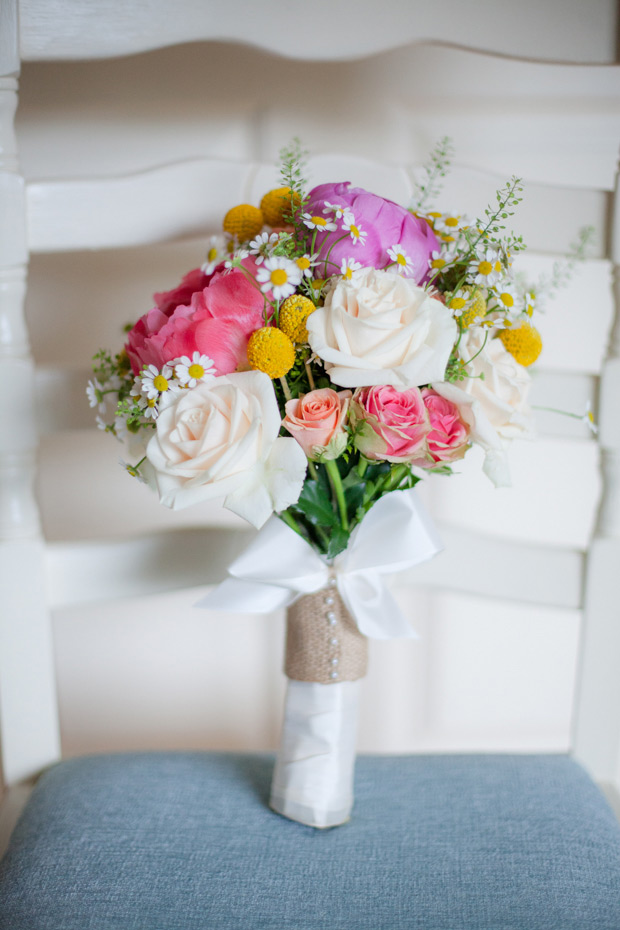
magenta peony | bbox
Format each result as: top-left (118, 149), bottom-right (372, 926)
top-left (125, 266), bottom-right (265, 376)
top-left (304, 182), bottom-right (439, 283)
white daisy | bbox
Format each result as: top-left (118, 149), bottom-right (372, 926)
top-left (433, 212), bottom-right (471, 237)
top-left (467, 247), bottom-right (504, 287)
top-left (224, 249), bottom-right (249, 270)
top-left (340, 257), bottom-right (363, 280)
top-left (294, 253), bottom-right (319, 279)
top-left (174, 352), bottom-right (217, 388)
top-left (119, 458), bottom-right (148, 484)
top-left (387, 244), bottom-right (414, 276)
top-left (323, 201), bottom-right (354, 223)
top-left (86, 379), bottom-right (108, 414)
top-left (248, 231), bottom-right (279, 265)
top-left (342, 215), bottom-right (367, 246)
top-left (256, 256), bottom-right (303, 300)
top-left (139, 363), bottom-right (177, 400)
top-left (201, 235), bottom-right (227, 275)
top-left (302, 213), bottom-right (338, 232)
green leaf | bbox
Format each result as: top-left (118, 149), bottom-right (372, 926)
top-left (326, 526), bottom-right (350, 560)
top-left (295, 480), bottom-right (338, 527)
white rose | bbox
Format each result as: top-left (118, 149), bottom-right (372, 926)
top-left (146, 371), bottom-right (307, 528)
top-left (307, 267), bottom-right (457, 388)
top-left (458, 328), bottom-right (533, 440)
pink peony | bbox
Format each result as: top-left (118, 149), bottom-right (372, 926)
top-left (153, 267), bottom-right (213, 316)
top-left (350, 385), bottom-right (430, 463)
top-left (421, 388), bottom-right (470, 464)
top-left (283, 389), bottom-right (351, 461)
top-left (304, 182), bottom-right (439, 284)
top-left (125, 266), bottom-right (265, 376)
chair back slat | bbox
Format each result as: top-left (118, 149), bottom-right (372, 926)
top-left (18, 0), bottom-right (618, 64)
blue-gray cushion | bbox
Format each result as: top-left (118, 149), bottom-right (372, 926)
top-left (1, 753), bottom-right (619, 929)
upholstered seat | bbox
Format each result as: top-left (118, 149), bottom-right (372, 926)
top-left (1, 752), bottom-right (619, 929)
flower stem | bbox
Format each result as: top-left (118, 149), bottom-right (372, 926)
top-left (325, 459), bottom-right (349, 531)
top-left (279, 509), bottom-right (303, 537)
top-left (382, 463), bottom-right (410, 493)
top-left (357, 456), bottom-right (369, 478)
top-left (304, 358), bottom-right (316, 390)
top-left (279, 376), bottom-right (292, 401)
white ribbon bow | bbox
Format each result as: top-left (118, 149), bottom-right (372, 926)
top-left (197, 488), bottom-right (443, 639)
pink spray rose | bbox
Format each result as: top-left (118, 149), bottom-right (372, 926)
top-left (283, 389), bottom-right (352, 461)
top-left (125, 265), bottom-right (265, 376)
top-left (304, 182), bottom-right (439, 283)
top-left (420, 388), bottom-right (470, 464)
top-left (350, 385), bottom-right (430, 463)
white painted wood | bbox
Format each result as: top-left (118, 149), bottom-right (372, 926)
top-left (0, 5), bottom-right (61, 788)
top-left (24, 158), bottom-right (616, 255)
top-left (18, 0), bottom-right (618, 63)
top-left (26, 159), bottom-right (256, 252)
top-left (44, 524), bottom-right (583, 612)
top-left (0, 782), bottom-right (34, 859)
top-left (572, 175), bottom-right (620, 787)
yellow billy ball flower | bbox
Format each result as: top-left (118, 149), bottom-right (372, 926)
top-left (222, 204), bottom-right (264, 242)
top-left (279, 295), bottom-right (315, 344)
top-left (260, 187), bottom-right (301, 226)
top-left (460, 289), bottom-right (487, 329)
top-left (247, 327), bottom-right (296, 379)
top-left (499, 321), bottom-right (543, 367)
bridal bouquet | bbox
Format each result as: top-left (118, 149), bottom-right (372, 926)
top-left (89, 140), bottom-right (577, 827)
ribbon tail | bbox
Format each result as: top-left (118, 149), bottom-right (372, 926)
top-left (338, 574), bottom-right (418, 640)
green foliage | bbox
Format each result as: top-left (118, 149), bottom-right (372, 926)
top-left (410, 137), bottom-right (454, 212)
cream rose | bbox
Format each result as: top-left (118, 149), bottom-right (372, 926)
top-left (146, 371), bottom-right (307, 528)
top-left (458, 329), bottom-right (533, 440)
top-left (307, 267), bottom-right (457, 388)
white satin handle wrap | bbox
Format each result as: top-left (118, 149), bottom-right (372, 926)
top-left (197, 488), bottom-right (442, 639)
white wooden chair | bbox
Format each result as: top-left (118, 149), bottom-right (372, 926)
top-left (1, 1), bottom-right (620, 927)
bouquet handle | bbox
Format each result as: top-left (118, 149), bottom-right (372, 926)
top-left (269, 582), bottom-right (368, 828)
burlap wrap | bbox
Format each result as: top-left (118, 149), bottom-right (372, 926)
top-left (285, 583), bottom-right (368, 684)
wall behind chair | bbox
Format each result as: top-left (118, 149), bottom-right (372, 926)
top-left (15, 25), bottom-right (617, 758)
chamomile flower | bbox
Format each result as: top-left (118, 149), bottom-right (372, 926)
top-left (139, 364), bottom-right (178, 400)
top-left (201, 235), bottom-right (227, 275)
top-left (387, 244), bottom-right (414, 276)
top-left (433, 212), bottom-right (471, 238)
top-left (323, 201), bottom-right (354, 222)
top-left (493, 283), bottom-right (518, 313)
top-left (174, 352), bottom-right (217, 387)
top-left (96, 415), bottom-right (109, 431)
top-left (468, 247), bottom-right (504, 287)
top-left (302, 213), bottom-right (338, 232)
top-left (582, 402), bottom-right (598, 436)
top-left (224, 249), bottom-right (249, 270)
top-left (119, 459), bottom-right (147, 484)
top-left (86, 378), bottom-right (108, 414)
top-left (295, 252), bottom-right (319, 278)
top-left (340, 257), bottom-right (363, 280)
top-left (342, 215), bottom-right (367, 246)
top-left (248, 231), bottom-right (279, 265)
top-left (256, 256), bottom-right (303, 300)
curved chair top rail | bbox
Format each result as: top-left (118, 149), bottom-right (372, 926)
top-left (16, 0), bottom-right (619, 64)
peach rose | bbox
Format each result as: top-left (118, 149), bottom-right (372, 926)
top-left (283, 389), bottom-right (351, 461)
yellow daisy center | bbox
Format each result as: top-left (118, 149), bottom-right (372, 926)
top-left (207, 247), bottom-right (218, 262)
top-left (247, 327), bottom-right (296, 379)
top-left (350, 225), bottom-right (360, 238)
top-left (431, 258), bottom-right (446, 269)
top-left (153, 374), bottom-right (169, 392)
top-left (445, 217), bottom-right (459, 227)
top-left (188, 363), bottom-right (205, 380)
top-left (494, 260), bottom-right (502, 273)
top-left (270, 269), bottom-right (289, 287)
top-left (147, 398), bottom-right (157, 408)
top-left (450, 297), bottom-right (466, 311)
top-left (296, 256), bottom-right (311, 271)
top-left (312, 216), bottom-right (328, 227)
top-left (478, 261), bottom-right (493, 276)
top-left (396, 253), bottom-right (407, 266)
top-left (499, 292), bottom-right (514, 308)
